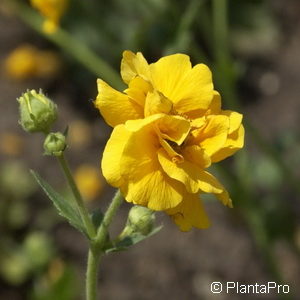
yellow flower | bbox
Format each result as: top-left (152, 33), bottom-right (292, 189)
top-left (95, 51), bottom-right (244, 231)
top-left (74, 164), bottom-right (103, 202)
top-left (30, 0), bottom-right (69, 34)
top-left (4, 44), bottom-right (61, 80)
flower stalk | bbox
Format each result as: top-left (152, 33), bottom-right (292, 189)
top-left (86, 190), bottom-right (123, 300)
top-left (86, 247), bottom-right (102, 300)
top-left (57, 154), bottom-right (96, 239)
top-left (57, 156), bottom-right (124, 300)
top-left (94, 190), bottom-right (123, 249)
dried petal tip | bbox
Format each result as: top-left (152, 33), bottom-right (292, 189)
top-left (17, 90), bottom-right (57, 133)
top-left (43, 132), bottom-right (66, 156)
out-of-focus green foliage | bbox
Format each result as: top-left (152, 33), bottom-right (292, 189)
top-left (0, 160), bottom-right (78, 296)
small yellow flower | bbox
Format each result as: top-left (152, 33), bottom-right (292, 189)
top-left (4, 44), bottom-right (61, 80)
top-left (95, 51), bottom-right (244, 231)
top-left (74, 165), bottom-right (103, 202)
top-left (30, 0), bottom-right (69, 34)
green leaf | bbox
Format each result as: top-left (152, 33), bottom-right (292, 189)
top-left (91, 209), bottom-right (104, 230)
top-left (104, 225), bottom-right (162, 254)
top-left (30, 170), bottom-right (87, 236)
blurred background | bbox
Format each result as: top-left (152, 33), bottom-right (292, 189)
top-left (1, 0), bottom-right (300, 299)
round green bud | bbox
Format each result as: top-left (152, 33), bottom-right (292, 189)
top-left (43, 132), bottom-right (66, 156)
top-left (126, 205), bottom-right (155, 235)
top-left (17, 89), bottom-right (57, 133)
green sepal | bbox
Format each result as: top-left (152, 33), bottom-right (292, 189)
top-left (104, 225), bottom-right (162, 254)
top-left (30, 170), bottom-right (87, 236)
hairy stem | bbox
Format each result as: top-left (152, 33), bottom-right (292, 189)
top-left (86, 190), bottom-right (123, 300)
top-left (86, 247), bottom-right (102, 300)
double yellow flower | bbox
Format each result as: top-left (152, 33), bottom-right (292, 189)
top-left (95, 51), bottom-right (244, 231)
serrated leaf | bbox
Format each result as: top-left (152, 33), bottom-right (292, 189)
top-left (105, 225), bottom-right (162, 254)
top-left (30, 170), bottom-right (87, 236)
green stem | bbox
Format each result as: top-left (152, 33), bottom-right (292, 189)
top-left (212, 0), bottom-right (239, 109)
top-left (86, 190), bottom-right (123, 300)
top-left (11, 0), bottom-right (124, 90)
top-left (165, 0), bottom-right (205, 54)
top-left (86, 247), bottom-right (102, 300)
top-left (212, 0), bottom-right (229, 63)
top-left (57, 154), bottom-right (96, 238)
top-left (95, 190), bottom-right (123, 248)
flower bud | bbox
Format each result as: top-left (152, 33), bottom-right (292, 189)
top-left (125, 205), bottom-right (155, 236)
top-left (43, 132), bottom-right (66, 156)
top-left (17, 89), bottom-right (57, 133)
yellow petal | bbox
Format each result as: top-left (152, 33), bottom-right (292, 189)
top-left (188, 92), bottom-right (241, 130)
top-left (101, 125), bottom-right (130, 187)
top-left (144, 90), bottom-right (173, 117)
top-left (190, 117), bottom-right (206, 129)
top-left (125, 114), bottom-right (190, 147)
top-left (121, 123), bottom-right (159, 181)
top-left (95, 79), bottom-right (143, 127)
top-left (184, 89), bottom-right (221, 120)
top-left (125, 113), bottom-right (164, 132)
top-left (124, 76), bottom-right (151, 107)
top-left (211, 124), bottom-right (245, 162)
top-left (158, 148), bottom-right (223, 194)
top-left (222, 110), bottom-right (243, 134)
top-left (121, 169), bottom-right (184, 210)
top-left (181, 145), bottom-right (211, 168)
top-left (193, 115), bottom-right (229, 156)
top-left (119, 125), bottom-right (184, 210)
top-left (150, 53), bottom-right (192, 100)
top-left (156, 114), bottom-right (191, 145)
top-left (157, 137), bottom-right (184, 164)
top-left (121, 51), bottom-right (151, 84)
top-left (216, 189), bottom-right (233, 207)
top-left (173, 64), bottom-right (214, 113)
top-left (166, 193), bottom-right (210, 231)
top-left (207, 90), bottom-right (221, 115)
